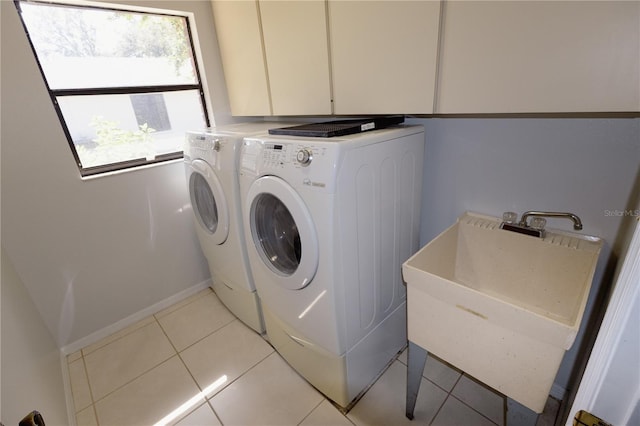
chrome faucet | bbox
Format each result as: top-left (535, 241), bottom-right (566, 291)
top-left (520, 211), bottom-right (583, 231)
top-left (500, 210), bottom-right (583, 238)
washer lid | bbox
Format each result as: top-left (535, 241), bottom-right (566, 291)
top-left (188, 159), bottom-right (229, 245)
top-left (247, 176), bottom-right (318, 290)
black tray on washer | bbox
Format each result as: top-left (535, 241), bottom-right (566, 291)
top-left (268, 115), bottom-right (404, 138)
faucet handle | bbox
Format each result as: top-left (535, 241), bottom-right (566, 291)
top-left (530, 217), bottom-right (547, 230)
top-left (502, 211), bottom-right (518, 224)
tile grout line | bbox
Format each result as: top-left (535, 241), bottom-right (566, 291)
top-left (154, 287), bottom-right (215, 321)
top-left (79, 351), bottom-right (100, 425)
top-left (195, 343), bottom-right (278, 425)
top-left (204, 400), bottom-right (222, 426)
top-left (295, 399), bottom-right (326, 426)
top-left (153, 311), bottom-right (227, 425)
top-left (80, 316), bottom-right (156, 358)
top-left (154, 306), bottom-right (278, 426)
top-left (166, 317), bottom-right (237, 354)
top-left (77, 318), bottom-right (154, 414)
top-left (449, 393), bottom-right (502, 426)
top-left (154, 289), bottom-right (237, 355)
top-left (88, 354), bottom-right (180, 414)
top-left (428, 372), bottom-right (464, 425)
top-left (396, 351), bottom-right (468, 397)
top-left (447, 372), bottom-right (504, 426)
top-left (455, 373), bottom-right (506, 426)
top-left (81, 324), bottom-right (178, 413)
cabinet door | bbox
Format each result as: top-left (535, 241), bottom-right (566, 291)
top-left (259, 0), bottom-right (332, 115)
top-left (329, 1), bottom-right (441, 115)
top-left (211, 1), bottom-right (271, 116)
top-left (436, 1), bottom-right (640, 113)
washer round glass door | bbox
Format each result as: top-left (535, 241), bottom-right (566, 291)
top-left (247, 176), bottom-right (318, 290)
top-left (188, 159), bottom-right (229, 245)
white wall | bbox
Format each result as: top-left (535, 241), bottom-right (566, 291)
top-left (0, 0), bottom-right (235, 349)
top-left (409, 116), bottom-right (640, 397)
top-left (1, 248), bottom-right (68, 425)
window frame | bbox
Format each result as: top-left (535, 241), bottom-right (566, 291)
top-left (15, 0), bottom-right (211, 177)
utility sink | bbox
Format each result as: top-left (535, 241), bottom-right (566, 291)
top-left (402, 211), bottom-right (602, 412)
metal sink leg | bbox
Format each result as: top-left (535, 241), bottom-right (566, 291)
top-left (406, 340), bottom-right (428, 420)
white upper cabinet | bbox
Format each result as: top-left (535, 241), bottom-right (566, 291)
top-left (328, 1), bottom-right (441, 114)
top-left (212, 0), bottom-right (441, 116)
top-left (211, 1), bottom-right (271, 116)
top-left (436, 1), bottom-right (640, 113)
top-left (259, 0), bottom-right (332, 115)
top-left (212, 1), bottom-right (637, 116)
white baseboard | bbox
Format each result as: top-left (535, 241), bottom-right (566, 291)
top-left (60, 279), bottom-right (211, 356)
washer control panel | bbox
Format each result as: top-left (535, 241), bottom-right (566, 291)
top-left (260, 143), bottom-right (328, 170)
top-left (241, 138), bottom-right (339, 192)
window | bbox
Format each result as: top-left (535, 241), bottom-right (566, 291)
top-left (16, 0), bottom-right (210, 176)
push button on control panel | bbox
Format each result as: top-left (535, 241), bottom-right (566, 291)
top-left (262, 143), bottom-right (288, 169)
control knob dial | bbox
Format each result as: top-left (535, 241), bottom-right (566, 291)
top-left (296, 148), bottom-right (313, 166)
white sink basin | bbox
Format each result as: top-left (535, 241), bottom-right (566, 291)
top-left (402, 211), bottom-right (602, 412)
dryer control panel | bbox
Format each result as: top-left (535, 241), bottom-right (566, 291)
top-left (185, 132), bottom-right (226, 166)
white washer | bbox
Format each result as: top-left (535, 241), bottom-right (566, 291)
top-left (239, 125), bottom-right (425, 407)
top-left (184, 122), bottom-right (294, 334)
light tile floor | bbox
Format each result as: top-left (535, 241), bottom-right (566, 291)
top-left (66, 288), bottom-right (560, 426)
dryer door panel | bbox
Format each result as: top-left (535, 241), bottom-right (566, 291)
top-left (188, 159), bottom-right (230, 245)
top-left (247, 176), bottom-right (318, 289)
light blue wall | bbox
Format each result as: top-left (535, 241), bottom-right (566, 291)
top-left (408, 116), bottom-right (640, 395)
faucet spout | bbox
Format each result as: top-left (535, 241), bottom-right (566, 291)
top-left (520, 211), bottom-right (583, 231)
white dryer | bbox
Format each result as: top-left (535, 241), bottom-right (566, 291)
top-left (184, 122), bottom-right (294, 334)
top-left (239, 125), bottom-right (425, 407)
